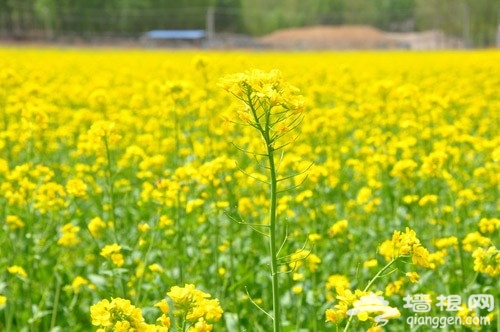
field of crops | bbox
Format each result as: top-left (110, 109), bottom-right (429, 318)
top-left (0, 48), bottom-right (499, 331)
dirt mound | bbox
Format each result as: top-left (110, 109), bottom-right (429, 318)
top-left (258, 25), bottom-right (400, 50)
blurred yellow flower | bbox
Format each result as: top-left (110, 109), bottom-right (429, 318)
top-left (167, 284), bottom-right (223, 327)
top-left (88, 121), bottom-right (122, 147)
top-left (385, 279), bottom-right (404, 296)
top-left (325, 307), bottom-right (346, 324)
top-left (363, 259), bottom-right (378, 268)
top-left (379, 228), bottom-right (430, 267)
top-left (5, 215), bottom-right (24, 230)
top-left (472, 245), bottom-right (500, 276)
top-left (289, 249), bottom-right (321, 272)
top-left (100, 244), bottom-right (124, 267)
top-left (462, 232), bottom-right (491, 252)
top-left (0, 295), bottom-right (7, 309)
top-left (154, 299), bottom-right (169, 314)
top-left (418, 195), bottom-right (438, 207)
top-left (433, 236), bottom-right (458, 249)
top-left (88, 217), bottom-right (107, 238)
top-left (71, 276), bottom-right (91, 294)
top-left (308, 233), bottom-right (322, 243)
top-left (57, 223), bottom-right (81, 247)
top-left (356, 187), bottom-right (372, 205)
top-left (138, 223), bottom-right (151, 232)
top-left (65, 178), bottom-right (88, 198)
top-left (328, 219), bottom-right (348, 237)
top-left (90, 298), bottom-right (146, 330)
top-left (405, 271), bottom-right (420, 283)
top-left (7, 265), bottom-right (27, 278)
top-left (148, 263), bottom-right (164, 274)
top-left (478, 217), bottom-right (500, 234)
top-left (292, 285), bottom-right (303, 294)
top-left (326, 274), bottom-right (350, 292)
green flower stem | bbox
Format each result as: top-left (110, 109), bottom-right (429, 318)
top-left (103, 136), bottom-right (118, 243)
top-left (103, 136), bottom-right (126, 297)
top-left (343, 257), bottom-right (399, 332)
top-left (247, 93), bottom-right (281, 332)
top-left (172, 105), bottom-right (185, 284)
top-left (362, 257), bottom-right (399, 293)
top-left (266, 139), bottom-right (281, 332)
top-left (181, 317), bottom-right (187, 332)
top-left (50, 275), bottom-right (62, 330)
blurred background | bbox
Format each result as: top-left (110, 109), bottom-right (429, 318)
top-left (1, 0), bottom-right (499, 49)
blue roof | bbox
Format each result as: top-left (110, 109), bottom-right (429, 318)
top-left (144, 30), bottom-right (206, 39)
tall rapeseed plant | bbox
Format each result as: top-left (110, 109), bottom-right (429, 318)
top-left (220, 69), bottom-right (306, 332)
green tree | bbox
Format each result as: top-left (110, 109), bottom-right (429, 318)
top-left (317, 0), bottom-right (345, 25)
top-left (465, 0), bottom-right (500, 47)
top-left (416, 0), bottom-right (499, 47)
top-left (374, 0), bottom-right (415, 31)
top-left (342, 0), bottom-right (378, 26)
top-left (240, 0), bottom-right (344, 36)
top-left (4, 0), bottom-right (499, 46)
top-left (34, 0), bottom-right (56, 38)
top-left (214, 0), bottom-right (243, 33)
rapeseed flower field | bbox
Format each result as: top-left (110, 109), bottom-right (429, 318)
top-left (0, 48), bottom-right (499, 331)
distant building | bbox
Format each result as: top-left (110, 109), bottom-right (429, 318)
top-left (141, 29), bottom-right (206, 47)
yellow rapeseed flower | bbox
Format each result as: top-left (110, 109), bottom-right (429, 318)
top-left (90, 297), bottom-right (147, 330)
top-left (100, 244), bottom-right (124, 267)
top-left (462, 232), bottom-right (491, 252)
top-left (57, 223), bottom-right (81, 247)
top-left (138, 223), bottom-right (151, 232)
top-left (405, 271), bottom-right (420, 283)
top-left (380, 227), bottom-right (430, 267)
top-left (418, 195), bottom-right (438, 207)
top-left (433, 236), bottom-right (458, 249)
top-left (34, 182), bottom-right (67, 214)
top-left (289, 249), bottom-right (322, 272)
top-left (154, 299), bottom-right (169, 314)
top-left (363, 259), bottom-right (378, 268)
top-left (148, 263), bottom-right (164, 274)
top-left (167, 284), bottom-right (223, 326)
top-left (5, 215), bottom-right (25, 230)
top-left (385, 279), bottom-right (404, 296)
top-left (328, 219), bottom-right (348, 237)
top-left (326, 274), bottom-right (350, 292)
top-left (7, 265), bottom-right (27, 278)
top-left (472, 245), bottom-right (500, 276)
top-left (71, 276), bottom-right (91, 294)
top-left (478, 217), bottom-right (500, 234)
top-left (88, 217), bottom-right (107, 238)
top-left (65, 178), bottom-right (88, 198)
top-left (325, 307), bottom-right (346, 324)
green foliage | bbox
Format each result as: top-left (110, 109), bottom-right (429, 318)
top-left (0, 1), bottom-right (499, 52)
top-left (416, 0), bottom-right (500, 47)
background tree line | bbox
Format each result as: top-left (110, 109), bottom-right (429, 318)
top-left (0, 0), bottom-right (498, 47)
